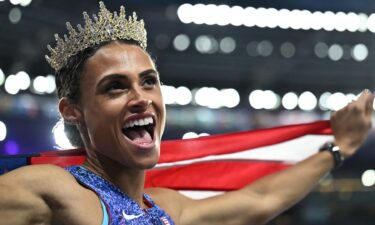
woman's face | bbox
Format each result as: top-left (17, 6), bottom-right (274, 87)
top-left (76, 42), bottom-right (166, 169)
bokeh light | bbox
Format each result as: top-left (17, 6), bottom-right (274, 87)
top-left (53, 122), bottom-right (75, 149)
top-left (298, 91), bottom-right (317, 111)
top-left (5, 140), bottom-right (19, 155)
top-left (173, 34), bottom-right (190, 51)
top-left (0, 68), bottom-right (5, 86)
top-left (362, 170), bottom-right (375, 187)
top-left (282, 92), bottom-right (299, 110)
top-left (0, 121), bottom-right (7, 141)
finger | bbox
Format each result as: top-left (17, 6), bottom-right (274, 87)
top-left (364, 91), bottom-right (374, 116)
top-left (358, 89), bottom-right (370, 101)
top-left (356, 89), bottom-right (372, 110)
top-left (359, 89), bottom-right (373, 110)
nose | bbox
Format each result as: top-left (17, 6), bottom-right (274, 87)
top-left (127, 89), bottom-right (152, 113)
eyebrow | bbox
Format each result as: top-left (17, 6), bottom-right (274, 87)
top-left (96, 69), bottom-right (159, 89)
top-left (139, 69), bottom-right (159, 78)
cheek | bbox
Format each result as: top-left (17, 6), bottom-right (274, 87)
top-left (155, 91), bottom-right (166, 133)
top-left (153, 89), bottom-right (165, 109)
top-left (86, 96), bottom-right (124, 117)
top-left (82, 100), bottom-right (122, 136)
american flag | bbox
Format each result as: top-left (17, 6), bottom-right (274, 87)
top-left (160, 216), bottom-right (171, 225)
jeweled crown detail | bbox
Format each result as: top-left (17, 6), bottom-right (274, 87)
top-left (45, 1), bottom-right (147, 72)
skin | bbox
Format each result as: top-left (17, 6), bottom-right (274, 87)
top-left (0, 42), bottom-right (373, 225)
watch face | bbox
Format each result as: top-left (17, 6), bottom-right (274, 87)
top-left (332, 146), bottom-right (340, 152)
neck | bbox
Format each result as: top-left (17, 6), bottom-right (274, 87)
top-left (82, 151), bottom-right (146, 208)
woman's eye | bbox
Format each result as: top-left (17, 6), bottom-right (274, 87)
top-left (143, 76), bottom-right (157, 87)
top-left (106, 81), bottom-right (124, 93)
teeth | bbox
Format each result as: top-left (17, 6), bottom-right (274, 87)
top-left (124, 117), bottom-right (154, 129)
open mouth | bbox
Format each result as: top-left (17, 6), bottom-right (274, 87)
top-left (122, 116), bottom-right (155, 145)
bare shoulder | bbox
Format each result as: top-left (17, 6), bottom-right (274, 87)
top-left (1, 163), bottom-right (101, 202)
top-left (145, 188), bottom-right (194, 224)
top-left (146, 187), bottom-right (189, 200)
top-left (0, 165), bottom-right (102, 225)
top-left (145, 187), bottom-right (198, 207)
top-left (1, 164), bottom-right (73, 179)
top-left (1, 164), bottom-right (81, 197)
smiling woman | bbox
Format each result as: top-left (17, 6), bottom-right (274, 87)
top-left (55, 39), bottom-right (157, 149)
top-left (63, 42), bottom-right (165, 171)
top-left (0, 1), bottom-right (374, 225)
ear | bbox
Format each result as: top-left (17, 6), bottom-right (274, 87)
top-left (58, 97), bottom-right (82, 125)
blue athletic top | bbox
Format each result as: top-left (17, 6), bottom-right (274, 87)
top-left (100, 199), bottom-right (109, 225)
top-left (66, 166), bottom-right (175, 225)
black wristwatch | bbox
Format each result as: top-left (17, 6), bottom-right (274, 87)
top-left (319, 142), bottom-right (345, 170)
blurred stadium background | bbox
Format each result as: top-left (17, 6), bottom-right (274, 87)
top-left (0, 0), bottom-right (375, 224)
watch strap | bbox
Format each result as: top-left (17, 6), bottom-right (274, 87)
top-left (319, 142), bottom-right (345, 170)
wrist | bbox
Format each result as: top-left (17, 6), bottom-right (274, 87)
top-left (319, 142), bottom-right (345, 170)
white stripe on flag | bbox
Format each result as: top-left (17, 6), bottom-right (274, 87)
top-left (179, 190), bottom-right (224, 199)
top-left (157, 134), bottom-right (333, 168)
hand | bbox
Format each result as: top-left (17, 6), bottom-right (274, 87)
top-left (330, 89), bottom-right (374, 158)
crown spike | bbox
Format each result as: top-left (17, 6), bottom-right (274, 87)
top-left (83, 12), bottom-right (92, 25)
top-left (77, 24), bottom-right (84, 32)
top-left (132, 12), bottom-right (138, 21)
top-left (66, 22), bottom-right (77, 37)
top-left (120, 6), bottom-right (126, 19)
top-left (99, 1), bottom-right (106, 10)
top-left (45, 2), bottom-right (147, 72)
top-left (66, 22), bottom-right (72, 30)
top-left (93, 14), bottom-right (99, 22)
top-left (47, 44), bottom-right (55, 53)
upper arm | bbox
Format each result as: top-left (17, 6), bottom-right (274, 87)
top-left (0, 165), bottom-right (78, 225)
top-left (147, 188), bottom-right (272, 225)
top-left (0, 179), bottom-right (50, 224)
top-left (181, 190), bottom-right (271, 225)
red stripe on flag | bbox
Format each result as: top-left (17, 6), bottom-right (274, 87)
top-left (145, 160), bottom-right (290, 191)
top-left (31, 156), bottom-right (85, 167)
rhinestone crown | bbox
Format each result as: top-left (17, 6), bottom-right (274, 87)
top-left (45, 1), bottom-right (147, 72)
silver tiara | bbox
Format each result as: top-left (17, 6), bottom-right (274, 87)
top-left (45, 1), bottom-right (147, 72)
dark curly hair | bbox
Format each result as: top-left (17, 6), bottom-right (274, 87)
top-left (55, 39), bottom-right (141, 148)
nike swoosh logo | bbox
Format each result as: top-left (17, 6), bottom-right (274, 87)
top-left (122, 210), bottom-right (143, 220)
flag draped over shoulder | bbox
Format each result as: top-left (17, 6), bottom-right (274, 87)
top-left (0, 120), bottom-right (332, 192)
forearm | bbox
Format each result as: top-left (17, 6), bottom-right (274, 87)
top-left (243, 150), bottom-right (334, 222)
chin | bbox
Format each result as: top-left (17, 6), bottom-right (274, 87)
top-left (125, 160), bottom-right (158, 171)
top-left (143, 162), bottom-right (158, 170)
top-left (117, 152), bottom-right (160, 170)
top-left (136, 156), bottom-right (160, 170)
